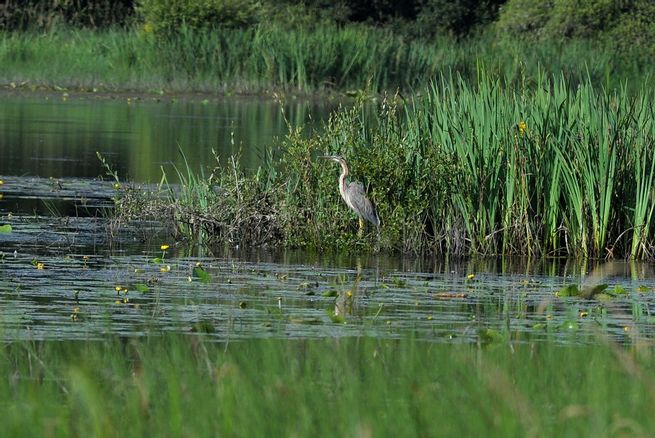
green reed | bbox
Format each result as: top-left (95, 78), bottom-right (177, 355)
top-left (1, 25), bottom-right (655, 94)
top-left (2, 334), bottom-right (655, 437)
top-left (408, 73), bottom-right (655, 258)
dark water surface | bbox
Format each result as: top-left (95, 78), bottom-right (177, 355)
top-left (0, 91), bottom-right (338, 182)
top-left (1, 94), bottom-right (655, 344)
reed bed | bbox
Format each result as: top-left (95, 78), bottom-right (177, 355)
top-left (410, 74), bottom-right (655, 258)
top-left (2, 334), bottom-right (655, 436)
top-left (117, 73), bottom-right (655, 258)
top-left (0, 25), bottom-right (653, 94)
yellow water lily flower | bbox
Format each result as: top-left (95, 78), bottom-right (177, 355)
top-left (160, 265), bottom-right (171, 272)
top-left (36, 262), bottom-right (45, 270)
top-left (160, 244), bottom-right (170, 251)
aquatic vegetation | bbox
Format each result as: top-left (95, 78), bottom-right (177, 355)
top-left (2, 334), bottom-right (655, 436)
top-left (108, 73), bottom-right (655, 258)
top-left (1, 24), bottom-right (654, 95)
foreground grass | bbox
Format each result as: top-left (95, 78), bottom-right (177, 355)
top-left (0, 25), bottom-right (652, 95)
top-left (2, 335), bottom-right (654, 436)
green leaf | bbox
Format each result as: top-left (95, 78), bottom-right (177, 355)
top-left (152, 257), bottom-right (163, 264)
top-left (0, 224), bottom-right (12, 233)
top-left (478, 328), bottom-right (505, 344)
top-left (557, 284), bottom-right (580, 297)
top-left (134, 283), bottom-right (150, 293)
top-left (193, 266), bottom-right (211, 283)
top-left (611, 285), bottom-right (627, 295)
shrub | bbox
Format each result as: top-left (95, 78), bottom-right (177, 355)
top-left (414, 0), bottom-right (504, 38)
top-left (603, 1), bottom-right (655, 57)
top-left (496, 0), bottom-right (649, 42)
top-left (495, 0), bottom-right (552, 38)
top-left (136, 0), bottom-right (262, 37)
top-left (0, 0), bottom-right (134, 31)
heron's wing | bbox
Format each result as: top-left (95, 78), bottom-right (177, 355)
top-left (346, 181), bottom-right (379, 226)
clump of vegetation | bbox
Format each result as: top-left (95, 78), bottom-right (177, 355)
top-left (112, 95), bottom-right (458, 253)
top-left (110, 73), bottom-right (655, 258)
top-left (136, 0), bottom-right (262, 37)
top-left (496, 0), bottom-right (655, 55)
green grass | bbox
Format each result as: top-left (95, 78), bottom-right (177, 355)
top-left (2, 334), bottom-right (655, 436)
top-left (0, 25), bottom-right (653, 95)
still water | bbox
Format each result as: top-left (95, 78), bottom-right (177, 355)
top-left (1, 93), bottom-right (655, 344)
top-left (0, 91), bottom-right (338, 182)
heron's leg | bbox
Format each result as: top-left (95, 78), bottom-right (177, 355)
top-left (358, 218), bottom-right (365, 237)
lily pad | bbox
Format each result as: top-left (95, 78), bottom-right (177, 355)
top-left (193, 266), bottom-right (211, 284)
top-left (0, 224), bottom-right (12, 233)
top-left (134, 283), bottom-right (150, 293)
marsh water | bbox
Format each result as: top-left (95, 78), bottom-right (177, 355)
top-left (1, 92), bottom-right (655, 344)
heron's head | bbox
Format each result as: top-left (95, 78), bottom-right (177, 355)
top-left (321, 155), bottom-right (347, 166)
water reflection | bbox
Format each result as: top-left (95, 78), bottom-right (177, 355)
top-left (0, 92), bottom-right (339, 182)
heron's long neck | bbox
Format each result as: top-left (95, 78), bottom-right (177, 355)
top-left (338, 162), bottom-right (349, 197)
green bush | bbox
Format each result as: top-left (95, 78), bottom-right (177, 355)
top-left (603, 1), bottom-right (655, 56)
top-left (495, 0), bottom-right (553, 38)
top-left (496, 0), bottom-right (651, 42)
top-left (543, 0), bottom-right (622, 39)
top-left (0, 0), bottom-right (134, 31)
top-left (136, 0), bottom-right (262, 36)
top-left (414, 0), bottom-right (504, 38)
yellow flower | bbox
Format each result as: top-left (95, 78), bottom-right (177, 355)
top-left (518, 120), bottom-right (527, 135)
top-left (36, 262), bottom-right (45, 270)
top-left (0, 180), bottom-right (3, 185)
top-left (466, 273), bottom-right (475, 280)
top-left (160, 244), bottom-right (170, 251)
top-left (160, 265), bottom-right (171, 273)
top-left (579, 311), bottom-right (588, 318)
top-left (0, 194), bottom-right (3, 200)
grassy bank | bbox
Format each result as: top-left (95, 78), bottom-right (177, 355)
top-left (0, 25), bottom-right (653, 95)
top-left (2, 334), bottom-right (654, 436)
top-left (113, 73), bottom-right (655, 258)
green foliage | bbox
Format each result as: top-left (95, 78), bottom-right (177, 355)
top-left (109, 73), bottom-right (655, 257)
top-left (495, 0), bottom-right (553, 38)
top-left (544, 0), bottom-right (623, 39)
top-left (0, 0), bottom-right (134, 31)
top-left (2, 24), bottom-right (655, 95)
top-left (496, 0), bottom-right (655, 54)
top-left (3, 335), bottom-right (655, 436)
top-left (136, 0), bottom-right (262, 37)
top-left (604, 1), bottom-right (655, 57)
top-left (414, 0), bottom-right (504, 38)
top-left (275, 96), bottom-right (458, 252)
